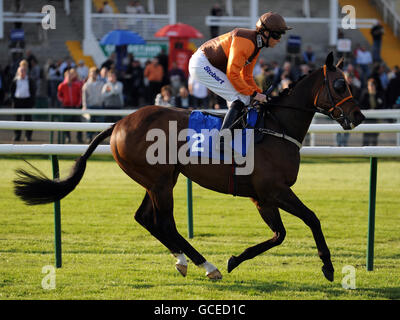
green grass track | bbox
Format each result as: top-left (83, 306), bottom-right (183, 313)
top-left (0, 157), bottom-right (399, 300)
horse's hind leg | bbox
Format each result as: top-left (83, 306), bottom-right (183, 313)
top-left (276, 187), bottom-right (334, 282)
top-left (228, 199), bottom-right (286, 273)
top-left (135, 192), bottom-right (188, 277)
top-left (148, 182), bottom-right (222, 280)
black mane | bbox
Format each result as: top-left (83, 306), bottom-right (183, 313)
top-left (268, 71), bottom-right (314, 105)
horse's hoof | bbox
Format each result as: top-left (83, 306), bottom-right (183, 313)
top-left (175, 263), bottom-right (187, 277)
top-left (322, 265), bottom-right (334, 282)
top-left (207, 269), bottom-right (223, 280)
top-left (227, 256), bottom-right (238, 273)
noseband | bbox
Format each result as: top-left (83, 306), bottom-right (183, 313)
top-left (255, 65), bottom-right (356, 148)
top-left (313, 65), bottom-right (354, 124)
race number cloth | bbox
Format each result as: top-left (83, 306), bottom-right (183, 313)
top-left (187, 109), bottom-right (257, 160)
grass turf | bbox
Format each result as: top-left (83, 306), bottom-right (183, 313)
top-left (0, 157), bottom-right (399, 300)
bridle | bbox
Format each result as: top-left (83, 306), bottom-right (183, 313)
top-left (261, 65), bottom-right (354, 118)
top-left (313, 65), bottom-right (354, 125)
top-left (247, 65), bottom-right (357, 148)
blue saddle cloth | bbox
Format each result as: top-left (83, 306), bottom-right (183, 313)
top-left (187, 109), bottom-right (258, 160)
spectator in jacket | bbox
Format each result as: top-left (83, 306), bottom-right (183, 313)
top-left (356, 46), bottom-right (373, 87)
top-left (210, 3), bottom-right (223, 38)
top-left (386, 66), bottom-right (400, 108)
top-left (99, 1), bottom-right (114, 13)
top-left (360, 78), bottom-right (385, 146)
top-left (0, 65), bottom-right (5, 106)
top-left (29, 59), bottom-right (42, 97)
top-left (175, 85), bottom-right (195, 109)
top-left (82, 67), bottom-right (104, 142)
top-left (144, 57), bottom-right (164, 104)
top-left (370, 21), bottom-right (384, 62)
top-left (98, 66), bottom-right (109, 84)
top-left (11, 66), bottom-right (36, 141)
top-left (168, 62), bottom-right (186, 95)
top-left (47, 60), bottom-right (63, 108)
top-left (155, 85), bottom-right (175, 107)
top-left (302, 45), bottom-right (316, 64)
top-left (188, 74), bottom-right (208, 108)
top-left (255, 65), bottom-right (274, 92)
top-left (57, 69), bottom-right (83, 143)
top-left (101, 53), bottom-right (116, 71)
top-left (101, 69), bottom-right (124, 122)
top-left (125, 59), bottom-right (144, 107)
top-left (76, 60), bottom-right (89, 81)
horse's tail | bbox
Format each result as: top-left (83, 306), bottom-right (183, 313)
top-left (13, 125), bottom-right (115, 205)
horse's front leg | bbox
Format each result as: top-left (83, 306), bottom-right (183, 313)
top-left (276, 187), bottom-right (334, 282)
top-left (228, 199), bottom-right (286, 273)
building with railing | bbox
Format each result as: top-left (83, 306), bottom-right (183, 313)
top-left (0, 0), bottom-right (397, 68)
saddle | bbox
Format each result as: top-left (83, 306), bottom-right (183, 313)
top-left (201, 106), bottom-right (266, 144)
top-left (198, 103), bottom-right (303, 149)
top-left (187, 107), bottom-right (264, 197)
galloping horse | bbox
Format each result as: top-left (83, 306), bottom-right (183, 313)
top-left (14, 53), bottom-right (365, 282)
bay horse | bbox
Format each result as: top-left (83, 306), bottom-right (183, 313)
top-left (14, 53), bottom-right (365, 282)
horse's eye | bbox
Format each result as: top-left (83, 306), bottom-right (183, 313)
top-left (333, 78), bottom-right (346, 94)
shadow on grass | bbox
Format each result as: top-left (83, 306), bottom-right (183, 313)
top-left (175, 277), bottom-right (400, 300)
top-left (357, 287), bottom-right (400, 300)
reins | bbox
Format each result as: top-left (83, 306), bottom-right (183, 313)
top-left (261, 65), bottom-right (354, 117)
top-left (229, 65), bottom-right (355, 149)
top-left (248, 65), bottom-right (354, 148)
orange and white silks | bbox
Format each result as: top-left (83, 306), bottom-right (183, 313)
top-left (189, 29), bottom-right (263, 106)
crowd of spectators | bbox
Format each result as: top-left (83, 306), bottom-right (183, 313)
top-left (0, 41), bottom-right (399, 144)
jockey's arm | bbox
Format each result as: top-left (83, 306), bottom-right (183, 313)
top-left (226, 37), bottom-right (262, 99)
top-left (241, 53), bottom-right (262, 94)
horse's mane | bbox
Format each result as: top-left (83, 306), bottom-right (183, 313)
top-left (268, 70), bottom-right (316, 106)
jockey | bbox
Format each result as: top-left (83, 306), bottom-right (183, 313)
top-left (189, 12), bottom-right (292, 134)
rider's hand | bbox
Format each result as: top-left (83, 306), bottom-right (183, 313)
top-left (253, 93), bottom-right (267, 103)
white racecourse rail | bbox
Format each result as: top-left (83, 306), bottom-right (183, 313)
top-left (1, 120), bottom-right (399, 156)
top-left (0, 108), bottom-right (399, 119)
top-left (1, 121), bottom-right (400, 133)
top-left (0, 144), bottom-right (399, 157)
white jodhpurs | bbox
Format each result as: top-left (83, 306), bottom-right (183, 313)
top-left (188, 50), bottom-right (251, 107)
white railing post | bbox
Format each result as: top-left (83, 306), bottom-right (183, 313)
top-left (64, 0), bottom-right (70, 16)
top-left (249, 0), bottom-right (258, 29)
top-left (226, 0), bottom-right (233, 16)
top-left (397, 117), bottom-right (400, 146)
top-left (303, 0), bottom-right (311, 18)
top-left (83, 0), bottom-right (106, 67)
top-left (0, 0), bottom-right (4, 39)
top-left (168, 0), bottom-right (176, 25)
top-left (84, 0), bottom-right (92, 43)
top-left (310, 118), bottom-right (316, 146)
top-left (148, 0), bottom-right (155, 14)
top-left (329, 0), bottom-right (338, 47)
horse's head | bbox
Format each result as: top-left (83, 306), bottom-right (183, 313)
top-left (313, 52), bottom-right (365, 130)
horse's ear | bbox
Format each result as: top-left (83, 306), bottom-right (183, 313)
top-left (336, 57), bottom-right (344, 69)
top-left (325, 52), bottom-right (335, 70)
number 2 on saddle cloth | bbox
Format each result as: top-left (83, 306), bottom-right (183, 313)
top-left (187, 106), bottom-right (263, 160)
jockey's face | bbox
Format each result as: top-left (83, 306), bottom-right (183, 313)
top-left (263, 31), bottom-right (281, 48)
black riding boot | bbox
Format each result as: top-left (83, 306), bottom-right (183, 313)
top-left (218, 100), bottom-right (245, 150)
